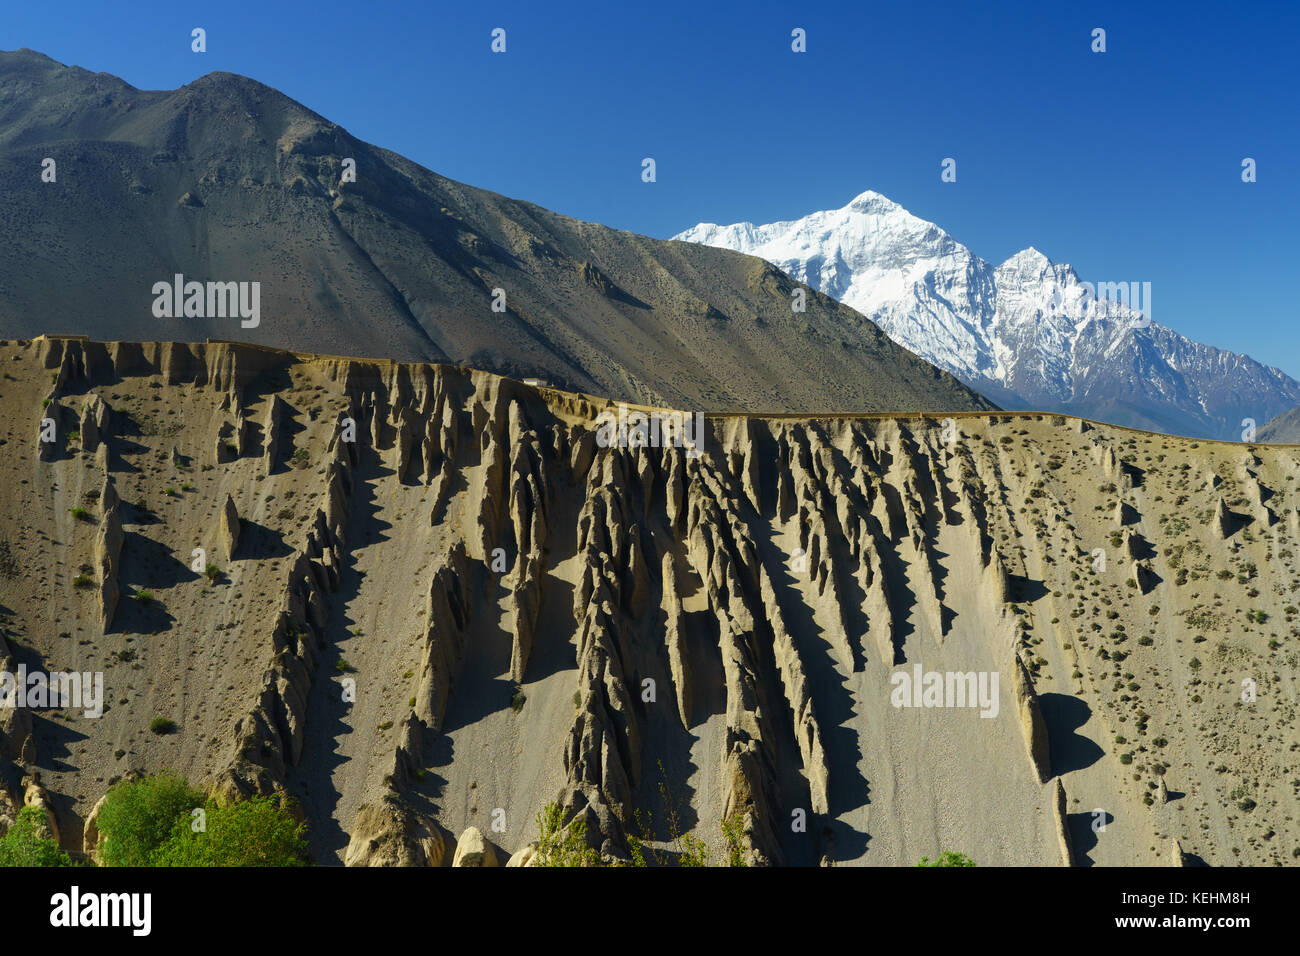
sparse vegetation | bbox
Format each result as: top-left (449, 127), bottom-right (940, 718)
top-left (627, 761), bottom-right (715, 867)
top-left (534, 802), bottom-right (602, 867)
top-left (0, 536), bottom-right (17, 578)
top-left (917, 851), bottom-right (976, 867)
top-left (149, 717), bottom-right (176, 735)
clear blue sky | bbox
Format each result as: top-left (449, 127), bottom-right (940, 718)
top-left (9, 0), bottom-right (1299, 377)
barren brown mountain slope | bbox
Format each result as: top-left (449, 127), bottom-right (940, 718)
top-left (0, 49), bottom-right (990, 417)
top-left (1, 336), bottom-right (1297, 866)
top-left (1261, 405), bottom-right (1300, 444)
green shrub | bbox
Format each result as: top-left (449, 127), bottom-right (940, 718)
top-left (917, 851), bottom-right (976, 867)
top-left (534, 803), bottom-right (602, 867)
top-left (150, 796), bottom-right (309, 866)
top-left (720, 812), bottom-right (749, 867)
top-left (69, 506), bottom-right (91, 521)
top-left (95, 775), bottom-right (308, 867)
top-left (0, 806), bottom-right (74, 867)
top-left (150, 717), bottom-right (176, 735)
top-left (96, 774), bottom-right (204, 866)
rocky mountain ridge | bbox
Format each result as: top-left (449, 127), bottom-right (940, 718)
top-left (676, 190), bottom-right (1300, 439)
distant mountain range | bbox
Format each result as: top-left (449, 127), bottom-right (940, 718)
top-left (676, 191), bottom-right (1300, 440)
top-left (0, 49), bottom-right (990, 417)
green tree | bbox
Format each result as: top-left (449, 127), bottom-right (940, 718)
top-left (95, 774), bottom-right (204, 866)
top-left (151, 796), bottom-right (308, 866)
top-left (0, 806), bottom-right (74, 867)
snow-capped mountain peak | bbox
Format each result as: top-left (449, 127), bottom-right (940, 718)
top-left (673, 192), bottom-right (1300, 439)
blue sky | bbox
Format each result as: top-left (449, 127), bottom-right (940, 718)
top-left (8, 0), bottom-right (1299, 377)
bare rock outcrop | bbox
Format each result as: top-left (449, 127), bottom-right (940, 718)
top-left (0, 634), bottom-right (35, 763)
top-left (1213, 496), bottom-right (1234, 539)
top-left (451, 826), bottom-right (499, 867)
top-left (661, 551), bottom-right (692, 725)
top-left (79, 393), bottom-right (112, 453)
top-left (220, 493), bottom-right (241, 560)
top-left (262, 395), bottom-right (288, 474)
top-left (81, 792), bottom-right (109, 862)
top-left (213, 421), bottom-right (238, 463)
top-left (1051, 778), bottom-right (1073, 866)
top-left (344, 796), bottom-right (445, 867)
top-left (1170, 838), bottom-right (1187, 866)
top-left (94, 482), bottom-right (125, 630)
top-left (758, 562), bottom-right (829, 816)
top-left (506, 843), bottom-right (538, 867)
top-left (219, 446), bottom-right (356, 797)
top-left (1012, 653), bottom-right (1052, 783)
top-left (0, 787), bottom-right (19, 838)
top-left (413, 543), bottom-right (474, 734)
top-left (22, 778), bottom-right (60, 846)
top-left (38, 399), bottom-right (62, 461)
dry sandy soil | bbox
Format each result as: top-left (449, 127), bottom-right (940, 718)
top-left (1, 335), bottom-right (1297, 866)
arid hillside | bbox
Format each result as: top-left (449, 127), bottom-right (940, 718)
top-left (0, 49), bottom-right (991, 417)
top-left (1262, 405), bottom-right (1300, 444)
top-left (1, 335), bottom-right (1297, 866)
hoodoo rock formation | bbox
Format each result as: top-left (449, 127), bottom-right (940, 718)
top-left (0, 335), bottom-right (1296, 866)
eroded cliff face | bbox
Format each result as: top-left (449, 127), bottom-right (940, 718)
top-left (0, 335), bottom-right (1297, 866)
